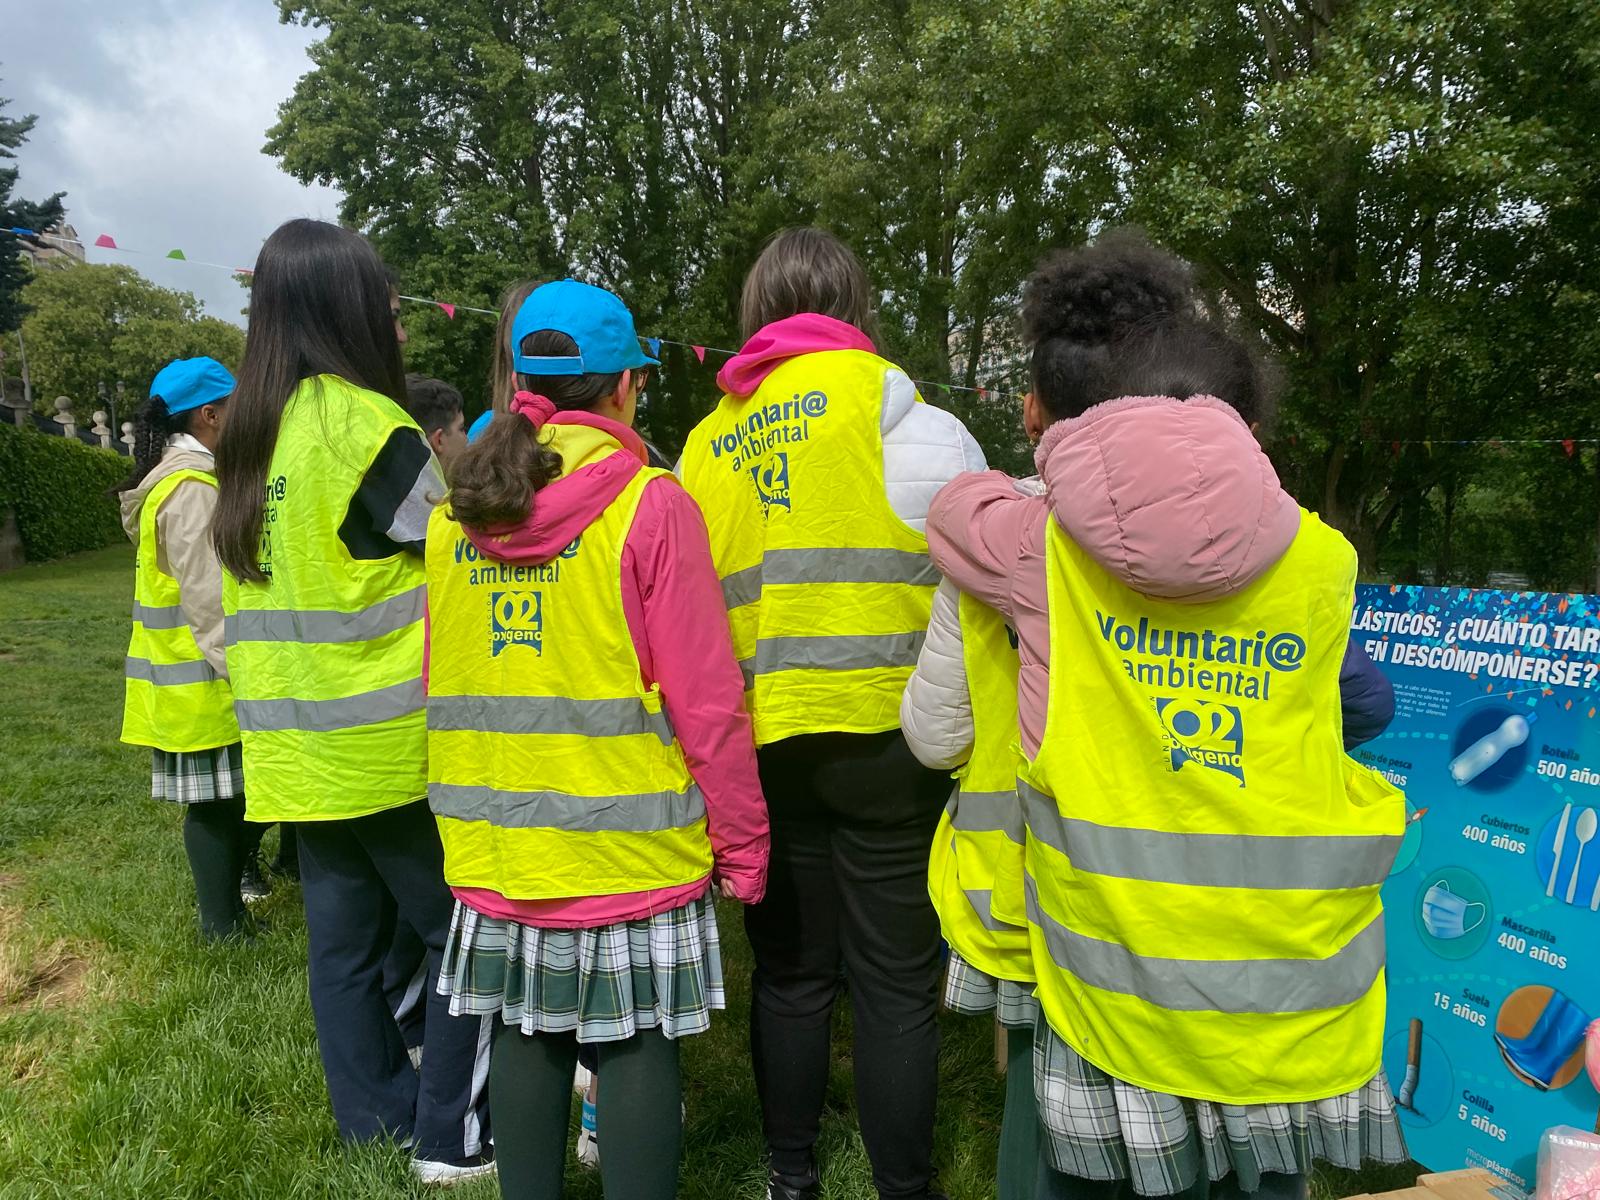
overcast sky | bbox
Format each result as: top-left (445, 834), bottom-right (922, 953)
top-left (3, 0), bottom-right (343, 324)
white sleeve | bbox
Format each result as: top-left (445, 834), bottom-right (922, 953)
top-left (899, 579), bottom-right (974, 771)
top-left (881, 369), bottom-right (988, 531)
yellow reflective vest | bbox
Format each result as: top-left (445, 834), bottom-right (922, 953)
top-left (928, 592), bottom-right (1031, 983)
top-left (121, 468), bottom-right (239, 753)
top-left (1022, 510), bottom-right (1404, 1104)
top-left (223, 375), bottom-right (429, 823)
top-left (679, 349), bottom-right (937, 745)
top-left (425, 433), bottom-right (713, 899)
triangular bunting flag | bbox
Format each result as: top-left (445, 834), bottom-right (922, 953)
top-left (1391, 440), bottom-right (1401, 458)
top-left (94, 234), bottom-right (118, 248)
top-left (1562, 438), bottom-right (1576, 458)
top-left (978, 387), bottom-right (989, 400)
top-left (166, 248), bottom-right (186, 260)
top-left (1423, 440), bottom-right (1433, 455)
top-left (692, 345), bottom-right (706, 363)
top-left (645, 337), bottom-right (662, 357)
top-left (9, 226), bottom-right (38, 237)
top-left (439, 303), bottom-right (456, 320)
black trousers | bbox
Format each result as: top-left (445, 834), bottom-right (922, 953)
top-left (297, 799), bottom-right (491, 1162)
top-left (746, 730), bottom-right (948, 1200)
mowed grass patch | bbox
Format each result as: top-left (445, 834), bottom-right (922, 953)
top-left (0, 546), bottom-right (1417, 1198)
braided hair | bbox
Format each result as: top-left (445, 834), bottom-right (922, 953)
top-left (113, 395), bottom-right (185, 494)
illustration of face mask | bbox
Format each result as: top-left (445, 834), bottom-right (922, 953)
top-left (1421, 882), bottom-right (1485, 940)
top-left (1496, 992), bottom-right (1592, 1090)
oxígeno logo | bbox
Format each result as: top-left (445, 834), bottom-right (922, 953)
top-left (751, 452), bottom-right (791, 514)
top-left (490, 591), bottom-right (543, 657)
top-left (1155, 697), bottom-right (1245, 786)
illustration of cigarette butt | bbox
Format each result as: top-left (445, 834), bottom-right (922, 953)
top-left (1397, 1018), bottom-right (1423, 1112)
top-left (1409, 807), bottom-right (1429, 825)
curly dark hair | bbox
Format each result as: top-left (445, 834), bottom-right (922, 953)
top-left (1023, 229), bottom-right (1268, 426)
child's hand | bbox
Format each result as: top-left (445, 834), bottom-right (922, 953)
top-left (718, 878), bottom-right (740, 901)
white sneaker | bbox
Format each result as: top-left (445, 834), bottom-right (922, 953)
top-left (411, 1155), bottom-right (498, 1187)
top-left (572, 1062), bottom-right (592, 1095)
top-left (576, 1123), bottom-right (600, 1168)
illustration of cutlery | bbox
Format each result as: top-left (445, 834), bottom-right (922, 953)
top-left (1590, 868), bottom-right (1600, 912)
top-left (1566, 807), bottom-right (1597, 904)
top-left (1549, 803), bottom-right (1572, 897)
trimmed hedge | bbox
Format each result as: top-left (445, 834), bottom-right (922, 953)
top-left (0, 424), bottom-right (127, 562)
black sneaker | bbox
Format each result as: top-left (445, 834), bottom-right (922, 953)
top-left (767, 1165), bottom-right (821, 1200)
top-left (240, 854), bottom-right (271, 904)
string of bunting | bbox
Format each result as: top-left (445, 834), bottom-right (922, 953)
top-left (4, 224), bottom-right (1026, 402)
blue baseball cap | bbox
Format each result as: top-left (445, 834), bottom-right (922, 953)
top-left (510, 279), bottom-right (659, 377)
top-left (466, 410), bottom-right (494, 443)
top-left (150, 357), bottom-right (235, 415)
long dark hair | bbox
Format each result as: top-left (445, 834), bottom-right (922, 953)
top-left (212, 219), bottom-right (407, 580)
top-left (449, 329), bottom-right (624, 530)
top-left (1024, 229), bottom-right (1269, 426)
top-left (112, 395), bottom-right (219, 495)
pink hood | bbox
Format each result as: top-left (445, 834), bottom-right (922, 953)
top-left (1036, 395), bottom-right (1299, 601)
top-left (715, 314), bottom-right (876, 397)
top-left (463, 412), bottom-right (648, 565)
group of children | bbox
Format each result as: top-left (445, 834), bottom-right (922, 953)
top-left (117, 218), bottom-right (1411, 1200)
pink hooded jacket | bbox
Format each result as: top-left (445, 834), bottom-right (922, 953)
top-left (434, 407), bottom-right (769, 927)
top-left (929, 395), bottom-right (1333, 755)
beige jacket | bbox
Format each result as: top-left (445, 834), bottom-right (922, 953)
top-left (118, 435), bottom-right (228, 677)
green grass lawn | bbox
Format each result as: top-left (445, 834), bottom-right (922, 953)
top-left (0, 546), bottom-right (1418, 1199)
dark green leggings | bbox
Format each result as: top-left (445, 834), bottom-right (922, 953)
top-left (999, 1022), bottom-right (1042, 1200)
top-left (489, 1023), bottom-right (682, 1200)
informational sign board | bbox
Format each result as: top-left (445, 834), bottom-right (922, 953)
top-left (1352, 585), bottom-right (1600, 1193)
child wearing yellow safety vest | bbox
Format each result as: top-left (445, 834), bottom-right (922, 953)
top-left (926, 233), bottom-right (1407, 1200)
top-left (679, 228), bottom-right (986, 1200)
top-left (428, 280), bottom-right (769, 1200)
top-left (901, 493), bottom-right (1039, 1200)
top-left (118, 356), bottom-right (265, 942)
top-left (212, 219), bottom-right (492, 1187)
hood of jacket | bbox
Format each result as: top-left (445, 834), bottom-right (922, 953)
top-left (462, 412), bottom-right (648, 566)
top-left (119, 440), bottom-right (217, 548)
top-left (715, 313), bottom-right (877, 398)
top-left (1035, 394), bottom-right (1300, 602)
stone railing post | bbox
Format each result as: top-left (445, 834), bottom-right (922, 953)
top-left (53, 396), bottom-right (77, 440)
top-left (121, 421), bottom-right (137, 452)
top-left (0, 387), bottom-right (27, 429)
top-left (91, 410), bottom-right (113, 449)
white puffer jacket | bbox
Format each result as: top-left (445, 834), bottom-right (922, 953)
top-left (880, 369), bottom-right (988, 531)
top-left (900, 476), bottom-right (1043, 770)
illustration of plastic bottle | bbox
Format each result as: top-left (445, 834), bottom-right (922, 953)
top-left (1450, 712), bottom-right (1533, 786)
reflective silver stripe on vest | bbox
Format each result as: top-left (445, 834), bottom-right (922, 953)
top-left (953, 789), bottom-right (1024, 843)
top-left (124, 656), bottom-right (219, 686)
top-left (1024, 874), bottom-right (1385, 1014)
top-left (719, 548), bottom-right (937, 611)
top-left (747, 631), bottom-right (925, 677)
top-left (225, 585), bottom-right (426, 645)
top-left (429, 782), bottom-right (706, 833)
top-left (962, 887), bottom-right (1023, 933)
top-left (234, 678), bottom-right (424, 733)
top-left (1018, 779), bottom-right (1399, 891)
top-left (131, 602), bottom-right (189, 630)
top-left (721, 564), bottom-right (764, 610)
top-left (428, 694), bottom-right (674, 745)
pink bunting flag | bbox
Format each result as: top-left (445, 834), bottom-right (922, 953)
top-left (692, 345), bottom-right (706, 363)
top-left (94, 234), bottom-right (118, 249)
top-left (979, 387), bottom-right (989, 400)
top-left (1563, 438), bottom-right (1577, 458)
top-left (439, 303), bottom-right (456, 320)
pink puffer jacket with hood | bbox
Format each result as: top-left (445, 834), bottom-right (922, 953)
top-left (926, 394), bottom-right (1393, 755)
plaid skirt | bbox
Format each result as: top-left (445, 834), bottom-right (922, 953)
top-left (1034, 1015), bottom-right (1407, 1196)
top-left (944, 948), bottom-right (1039, 1029)
top-left (438, 893), bottom-right (725, 1042)
top-left (150, 742), bottom-right (245, 805)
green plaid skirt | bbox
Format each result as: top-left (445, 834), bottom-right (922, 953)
top-left (1034, 1015), bottom-right (1407, 1196)
top-left (150, 742), bottom-right (245, 805)
top-left (438, 894), bottom-right (725, 1042)
top-left (944, 948), bottom-right (1038, 1029)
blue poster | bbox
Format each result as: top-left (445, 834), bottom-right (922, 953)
top-left (1353, 585), bottom-right (1600, 1192)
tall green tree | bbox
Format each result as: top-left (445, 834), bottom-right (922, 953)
top-left (12, 265), bottom-right (244, 414)
top-left (0, 81), bottom-right (65, 335)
